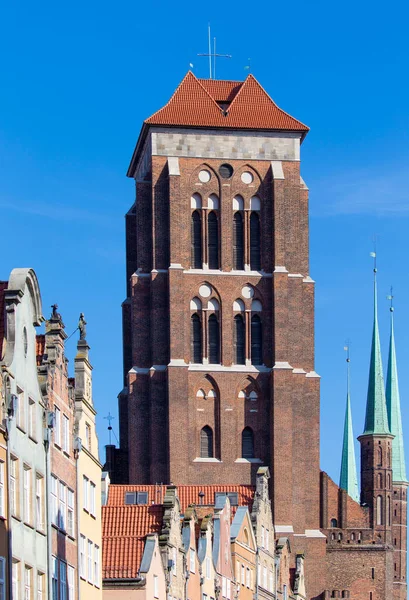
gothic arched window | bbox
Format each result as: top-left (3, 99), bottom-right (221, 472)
top-left (233, 212), bottom-right (244, 270)
top-left (191, 313), bottom-right (202, 364)
top-left (208, 313), bottom-right (220, 364)
top-left (377, 473), bottom-right (383, 489)
top-left (191, 211), bottom-right (202, 268)
top-left (242, 427), bottom-right (254, 459)
top-left (250, 211), bottom-right (261, 270)
top-left (200, 426), bottom-right (213, 458)
top-left (208, 211), bottom-right (219, 269)
top-left (376, 495), bottom-right (383, 525)
top-left (378, 446), bottom-right (383, 466)
top-left (251, 314), bottom-right (262, 365)
top-left (330, 518), bottom-right (338, 528)
top-left (234, 314), bottom-right (245, 365)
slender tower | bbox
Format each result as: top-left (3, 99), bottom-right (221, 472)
top-left (385, 294), bottom-right (408, 599)
top-left (358, 256), bottom-right (393, 546)
top-left (339, 347), bottom-right (359, 502)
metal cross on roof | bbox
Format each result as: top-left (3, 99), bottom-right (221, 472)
top-left (197, 25), bottom-right (232, 79)
top-left (104, 412), bottom-right (115, 445)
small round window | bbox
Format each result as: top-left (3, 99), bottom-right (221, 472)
top-left (23, 327), bottom-right (28, 357)
top-left (219, 163), bottom-right (233, 179)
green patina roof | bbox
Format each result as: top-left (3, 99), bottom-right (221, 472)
top-left (362, 277), bottom-right (390, 435)
top-left (339, 372), bottom-right (359, 502)
top-left (386, 310), bottom-right (407, 482)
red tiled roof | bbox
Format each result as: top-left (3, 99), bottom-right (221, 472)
top-left (102, 504), bottom-right (163, 579)
top-left (36, 334), bottom-right (46, 366)
top-left (0, 282), bottom-right (8, 361)
top-left (145, 71), bottom-right (308, 134)
top-left (107, 484), bottom-right (255, 512)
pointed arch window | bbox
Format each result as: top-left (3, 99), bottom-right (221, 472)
top-left (250, 211), bottom-right (261, 270)
top-left (200, 426), bottom-right (213, 458)
top-left (330, 518), bottom-right (338, 528)
top-left (208, 211), bottom-right (219, 269)
top-left (242, 427), bottom-right (254, 459)
top-left (208, 313), bottom-right (220, 364)
top-left (378, 447), bottom-right (383, 467)
top-left (376, 495), bottom-right (383, 525)
top-left (233, 212), bottom-right (244, 270)
top-left (191, 211), bottom-right (202, 268)
top-left (251, 314), bottom-right (262, 365)
top-left (191, 313), bottom-right (202, 364)
top-left (234, 314), bottom-right (245, 365)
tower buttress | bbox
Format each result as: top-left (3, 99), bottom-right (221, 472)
top-left (358, 264), bottom-right (393, 543)
top-left (386, 299), bottom-right (408, 598)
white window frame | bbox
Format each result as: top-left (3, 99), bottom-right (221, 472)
top-left (24, 565), bottom-right (31, 600)
top-left (10, 457), bottom-right (17, 517)
top-left (67, 489), bottom-right (74, 537)
top-left (67, 565), bottom-right (75, 600)
top-left (206, 556), bottom-right (211, 579)
top-left (153, 575), bottom-right (159, 598)
top-left (36, 474), bottom-right (44, 530)
top-left (90, 482), bottom-right (96, 516)
top-left (265, 529), bottom-right (269, 551)
top-left (190, 548), bottom-right (195, 573)
top-left (241, 563), bottom-right (245, 585)
top-left (52, 557), bottom-right (58, 600)
top-left (37, 572), bottom-right (44, 600)
top-left (87, 539), bottom-right (93, 584)
top-left (80, 536), bottom-right (86, 579)
top-left (59, 482), bottom-right (66, 530)
top-left (54, 407), bottom-right (61, 447)
top-left (94, 545), bottom-right (100, 587)
top-left (83, 477), bottom-right (89, 512)
top-left (51, 476), bottom-right (58, 525)
top-left (23, 466), bottom-right (31, 524)
top-left (28, 398), bottom-right (36, 440)
top-left (12, 560), bottom-right (19, 600)
top-left (60, 561), bottom-right (67, 600)
top-left (246, 567), bottom-right (251, 589)
top-left (62, 415), bottom-right (70, 454)
top-left (226, 578), bottom-right (231, 600)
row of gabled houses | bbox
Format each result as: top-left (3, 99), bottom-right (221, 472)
top-left (101, 468), bottom-right (307, 599)
top-left (0, 267), bottom-right (102, 600)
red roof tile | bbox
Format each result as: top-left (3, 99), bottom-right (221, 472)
top-left (107, 484), bottom-right (255, 512)
top-left (145, 71), bottom-right (308, 135)
top-left (0, 282), bottom-right (8, 361)
top-left (102, 504), bottom-right (163, 579)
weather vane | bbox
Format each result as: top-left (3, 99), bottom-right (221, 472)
top-left (197, 24), bottom-right (232, 79)
top-left (387, 286), bottom-right (394, 312)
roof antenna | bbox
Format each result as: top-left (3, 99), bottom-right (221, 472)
top-left (197, 24), bottom-right (232, 79)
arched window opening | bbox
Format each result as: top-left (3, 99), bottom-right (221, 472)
top-left (208, 212), bottom-right (219, 269)
top-left (338, 533), bottom-right (342, 541)
top-left (232, 195), bottom-right (244, 211)
top-left (387, 474), bottom-right (391, 488)
top-left (331, 533), bottom-right (335, 541)
top-left (377, 473), bottom-right (383, 489)
top-left (191, 211), bottom-right (202, 268)
top-left (330, 518), bottom-right (338, 528)
top-left (250, 196), bottom-right (261, 211)
top-left (208, 314), bottom-right (220, 364)
top-left (208, 298), bottom-right (219, 311)
top-left (242, 427), bottom-right (254, 459)
top-left (234, 315), bottom-right (245, 365)
top-left (251, 299), bottom-right (262, 312)
top-left (191, 314), bottom-right (202, 364)
top-left (378, 446), bottom-right (383, 466)
top-left (250, 212), bottom-right (261, 270)
top-left (376, 495), bottom-right (383, 526)
top-left (208, 194), bottom-right (219, 210)
top-left (251, 315), bottom-right (262, 365)
top-left (200, 426), bottom-right (213, 458)
top-left (233, 299), bottom-right (245, 312)
top-left (191, 193), bottom-right (202, 209)
top-left (387, 496), bottom-right (391, 526)
top-left (351, 533), bottom-right (355, 541)
top-left (249, 391), bottom-right (258, 402)
top-left (190, 297), bottom-right (202, 311)
top-left (233, 212), bottom-right (244, 270)
top-left (196, 389), bottom-right (205, 399)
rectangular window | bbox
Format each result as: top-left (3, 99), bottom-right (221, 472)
top-left (246, 567), bottom-right (250, 588)
top-left (269, 571), bottom-right (273, 593)
top-left (85, 424), bottom-right (91, 452)
top-left (222, 577), bottom-right (226, 597)
top-left (0, 557), bottom-right (5, 600)
top-left (13, 560), bottom-right (20, 600)
top-left (94, 545), bottom-right (100, 587)
top-left (54, 407), bottom-right (61, 447)
top-left (0, 462), bottom-right (4, 518)
top-left (263, 566), bottom-right (267, 589)
top-left (261, 525), bottom-right (265, 548)
top-left (17, 388), bottom-right (25, 431)
top-left (90, 482), bottom-right (96, 516)
top-left (59, 482), bottom-right (66, 530)
top-left (190, 548), bottom-right (195, 573)
top-left (10, 457), bottom-right (18, 517)
top-left (28, 399), bottom-right (36, 440)
top-left (52, 557), bottom-right (58, 600)
top-left (241, 563), bottom-right (245, 585)
top-left (153, 575), bottom-right (159, 598)
top-left (80, 536), bottom-right (86, 579)
top-left (62, 416), bottom-right (70, 454)
top-left (23, 466), bottom-right (31, 524)
top-left (51, 476), bottom-right (58, 525)
top-left (24, 566), bottom-right (32, 600)
top-left (206, 556), bottom-right (211, 579)
top-left (67, 566), bottom-right (75, 600)
top-left (283, 584), bottom-right (288, 600)
top-left (226, 579), bottom-right (231, 600)
top-left (60, 561), bottom-right (67, 600)
top-left (36, 474), bottom-right (44, 531)
top-left (265, 529), bottom-right (269, 550)
top-left (67, 490), bottom-right (74, 537)
top-left (87, 540), bottom-right (93, 584)
top-left (37, 572), bottom-right (44, 600)
top-left (83, 477), bottom-right (89, 512)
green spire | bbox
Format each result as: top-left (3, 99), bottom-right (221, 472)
top-left (386, 298), bottom-right (407, 482)
top-left (340, 350), bottom-right (359, 502)
top-left (362, 267), bottom-right (390, 435)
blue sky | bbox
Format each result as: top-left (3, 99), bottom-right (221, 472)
top-left (1, 0), bottom-right (409, 486)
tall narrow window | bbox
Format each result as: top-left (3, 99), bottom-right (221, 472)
top-left (191, 314), bottom-right (202, 363)
top-left (242, 427), bottom-right (254, 459)
top-left (200, 426), bottom-right (213, 458)
top-left (36, 474), bottom-right (44, 531)
top-left (0, 462), bottom-right (4, 518)
top-left (191, 211), bottom-right (202, 268)
top-left (234, 315), bottom-right (245, 365)
top-left (60, 561), bottom-right (67, 600)
top-left (233, 212), bottom-right (244, 270)
top-left (67, 566), bottom-right (74, 600)
top-left (0, 558), bottom-right (5, 600)
top-left (208, 212), bottom-right (219, 269)
top-left (251, 315), bottom-right (262, 365)
top-left (23, 466), bottom-right (31, 524)
top-left (376, 495), bottom-right (383, 525)
top-left (208, 314), bottom-right (220, 364)
top-left (10, 457), bottom-right (18, 517)
top-left (250, 212), bottom-right (261, 270)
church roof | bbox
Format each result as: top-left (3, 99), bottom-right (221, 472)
top-left (145, 71), bottom-right (309, 136)
top-left (362, 273), bottom-right (391, 436)
top-left (386, 307), bottom-right (407, 482)
top-left (339, 366), bottom-right (359, 502)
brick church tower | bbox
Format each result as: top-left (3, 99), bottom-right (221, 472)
top-left (113, 71), bottom-right (327, 595)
